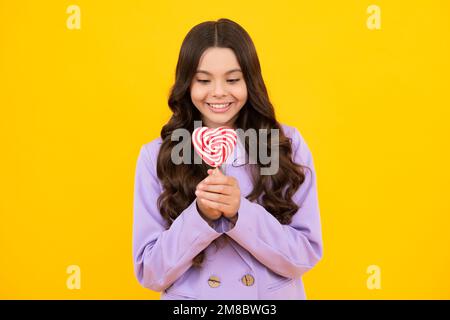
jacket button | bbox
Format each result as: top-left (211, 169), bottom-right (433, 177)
top-left (208, 276), bottom-right (221, 288)
top-left (241, 274), bottom-right (255, 286)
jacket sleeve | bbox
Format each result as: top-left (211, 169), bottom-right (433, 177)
top-left (225, 127), bottom-right (323, 279)
top-left (132, 143), bottom-right (222, 292)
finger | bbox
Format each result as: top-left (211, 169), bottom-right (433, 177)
top-left (200, 173), bottom-right (214, 184)
top-left (204, 175), bottom-right (235, 186)
top-left (196, 190), bottom-right (232, 205)
top-left (199, 198), bottom-right (230, 211)
top-left (198, 183), bottom-right (233, 195)
top-left (208, 168), bottom-right (223, 176)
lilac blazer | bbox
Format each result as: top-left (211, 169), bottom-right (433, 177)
top-left (132, 124), bottom-right (323, 300)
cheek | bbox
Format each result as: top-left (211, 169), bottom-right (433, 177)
top-left (233, 84), bottom-right (248, 102)
top-left (190, 84), bottom-right (208, 103)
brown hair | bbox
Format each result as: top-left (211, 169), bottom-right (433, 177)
top-left (156, 18), bottom-right (307, 267)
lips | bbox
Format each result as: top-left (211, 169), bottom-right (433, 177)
top-left (207, 102), bottom-right (233, 106)
top-left (206, 102), bottom-right (233, 113)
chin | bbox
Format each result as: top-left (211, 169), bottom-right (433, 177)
top-left (210, 118), bottom-right (234, 126)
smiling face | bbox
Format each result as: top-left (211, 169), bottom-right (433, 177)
top-left (190, 47), bottom-right (248, 129)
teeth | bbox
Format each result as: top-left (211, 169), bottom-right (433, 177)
top-left (208, 103), bottom-right (231, 109)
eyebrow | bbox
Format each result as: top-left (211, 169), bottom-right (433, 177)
top-left (195, 68), bottom-right (242, 75)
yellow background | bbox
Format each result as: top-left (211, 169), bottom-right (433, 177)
top-left (1, 0), bottom-right (449, 299)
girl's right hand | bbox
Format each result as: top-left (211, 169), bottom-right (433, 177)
top-left (196, 177), bottom-right (222, 223)
top-left (196, 198), bottom-right (222, 223)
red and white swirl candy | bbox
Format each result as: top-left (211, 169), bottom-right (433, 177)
top-left (192, 126), bottom-right (237, 167)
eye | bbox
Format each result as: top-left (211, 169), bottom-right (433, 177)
top-left (197, 79), bottom-right (241, 84)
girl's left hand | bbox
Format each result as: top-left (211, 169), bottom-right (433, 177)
top-left (195, 168), bottom-right (241, 221)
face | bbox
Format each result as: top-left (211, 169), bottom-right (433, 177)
top-left (190, 47), bottom-right (248, 129)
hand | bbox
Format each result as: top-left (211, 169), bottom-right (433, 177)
top-left (195, 167), bottom-right (241, 220)
top-left (195, 175), bottom-right (223, 223)
top-left (196, 199), bottom-right (222, 224)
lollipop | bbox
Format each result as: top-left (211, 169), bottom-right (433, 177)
top-left (192, 126), bottom-right (237, 168)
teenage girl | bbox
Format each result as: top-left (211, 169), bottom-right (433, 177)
top-left (133, 18), bottom-right (323, 299)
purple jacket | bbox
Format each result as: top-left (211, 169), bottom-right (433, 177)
top-left (132, 124), bottom-right (323, 299)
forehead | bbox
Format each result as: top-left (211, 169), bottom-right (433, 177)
top-left (196, 47), bottom-right (242, 75)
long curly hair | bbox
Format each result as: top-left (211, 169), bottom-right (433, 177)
top-left (156, 18), bottom-right (307, 267)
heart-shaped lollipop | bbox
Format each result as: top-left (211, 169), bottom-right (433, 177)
top-left (192, 126), bottom-right (237, 168)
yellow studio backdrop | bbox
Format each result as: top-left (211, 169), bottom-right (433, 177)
top-left (1, 0), bottom-right (449, 299)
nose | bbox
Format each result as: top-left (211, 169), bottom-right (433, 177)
top-left (212, 81), bottom-right (227, 97)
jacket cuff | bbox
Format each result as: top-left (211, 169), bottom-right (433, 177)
top-left (224, 196), bottom-right (259, 239)
top-left (183, 199), bottom-right (223, 244)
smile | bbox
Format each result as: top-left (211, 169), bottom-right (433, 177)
top-left (206, 102), bottom-right (233, 113)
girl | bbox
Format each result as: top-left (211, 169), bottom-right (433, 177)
top-left (133, 18), bottom-right (323, 300)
